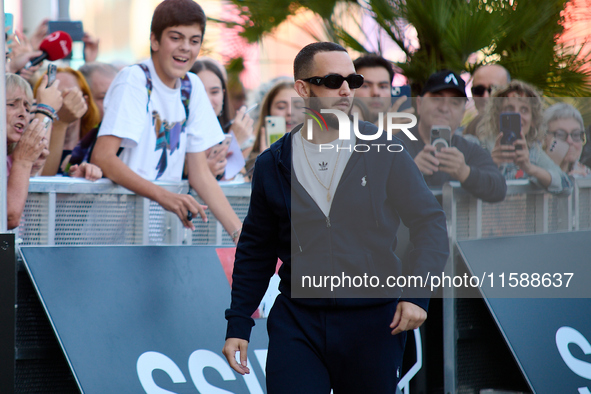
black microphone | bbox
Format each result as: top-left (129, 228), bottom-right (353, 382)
top-left (24, 31), bottom-right (73, 69)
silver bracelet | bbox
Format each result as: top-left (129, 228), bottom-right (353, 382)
top-left (41, 115), bottom-right (53, 129)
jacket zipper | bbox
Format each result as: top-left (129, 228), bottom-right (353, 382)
top-left (326, 215), bottom-right (336, 305)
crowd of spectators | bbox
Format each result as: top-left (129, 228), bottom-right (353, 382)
top-left (4, 0), bottom-right (590, 232)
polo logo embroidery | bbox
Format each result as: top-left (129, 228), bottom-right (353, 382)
top-left (361, 176), bottom-right (367, 186)
top-left (445, 73), bottom-right (458, 86)
top-left (318, 162), bottom-right (328, 171)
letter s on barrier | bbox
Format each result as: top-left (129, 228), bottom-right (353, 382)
top-left (137, 351), bottom-right (187, 394)
top-left (188, 349), bottom-right (237, 394)
top-left (556, 326), bottom-right (591, 380)
top-left (188, 349), bottom-right (264, 394)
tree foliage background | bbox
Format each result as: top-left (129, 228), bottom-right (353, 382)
top-left (215, 0), bottom-right (591, 97)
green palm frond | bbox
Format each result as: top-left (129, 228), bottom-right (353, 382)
top-left (215, 0), bottom-right (591, 96)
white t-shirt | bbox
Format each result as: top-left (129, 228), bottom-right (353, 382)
top-left (292, 130), bottom-right (353, 216)
top-left (98, 58), bottom-right (224, 182)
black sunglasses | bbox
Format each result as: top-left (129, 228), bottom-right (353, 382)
top-left (302, 74), bottom-right (364, 89)
top-left (471, 84), bottom-right (496, 97)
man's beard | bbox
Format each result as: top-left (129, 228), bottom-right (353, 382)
top-left (309, 90), bottom-right (347, 130)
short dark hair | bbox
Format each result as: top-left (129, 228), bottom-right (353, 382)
top-left (293, 42), bottom-right (347, 81)
top-left (151, 0), bottom-right (206, 44)
top-left (353, 54), bottom-right (395, 84)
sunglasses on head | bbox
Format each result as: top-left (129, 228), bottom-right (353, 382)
top-left (302, 74), bottom-right (364, 89)
top-left (471, 84), bottom-right (496, 97)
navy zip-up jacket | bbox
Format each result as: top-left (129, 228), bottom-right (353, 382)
top-left (225, 122), bottom-right (449, 341)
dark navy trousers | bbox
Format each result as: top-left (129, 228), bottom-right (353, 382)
top-left (266, 294), bottom-right (407, 394)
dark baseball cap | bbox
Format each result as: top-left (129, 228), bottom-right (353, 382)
top-left (421, 69), bottom-right (466, 97)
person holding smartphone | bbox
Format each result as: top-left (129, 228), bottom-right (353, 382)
top-left (191, 58), bottom-right (253, 179)
top-left (353, 53), bottom-right (414, 125)
top-left (6, 73), bottom-right (63, 228)
top-left (245, 80), bottom-right (304, 175)
top-left (396, 70), bottom-right (507, 203)
top-left (476, 80), bottom-right (573, 195)
top-left (541, 103), bottom-right (590, 178)
top-left (33, 67), bottom-right (102, 179)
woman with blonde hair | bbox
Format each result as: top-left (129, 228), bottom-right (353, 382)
top-left (6, 72), bottom-right (59, 228)
top-left (246, 80), bottom-right (303, 173)
top-left (34, 67), bottom-right (101, 176)
top-left (476, 80), bottom-right (572, 194)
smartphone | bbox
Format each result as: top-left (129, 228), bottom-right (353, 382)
top-left (47, 64), bottom-right (57, 87)
top-left (546, 137), bottom-right (569, 164)
top-left (5, 13), bottom-right (13, 37)
top-left (222, 134), bottom-right (232, 156)
top-left (391, 85), bottom-right (412, 111)
top-left (211, 135), bottom-right (231, 156)
top-left (500, 112), bottom-right (521, 146)
top-left (430, 125), bottom-right (452, 152)
top-left (266, 116), bottom-right (286, 147)
top-left (5, 13), bottom-right (13, 52)
top-left (47, 21), bottom-right (84, 41)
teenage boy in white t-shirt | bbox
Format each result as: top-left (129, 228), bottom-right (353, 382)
top-left (92, 0), bottom-right (242, 241)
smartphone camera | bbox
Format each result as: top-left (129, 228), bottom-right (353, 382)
top-left (431, 133), bottom-right (449, 151)
top-left (430, 126), bottom-right (452, 152)
top-left (47, 64), bottom-right (57, 87)
top-left (391, 85), bottom-right (412, 111)
top-left (500, 113), bottom-right (520, 146)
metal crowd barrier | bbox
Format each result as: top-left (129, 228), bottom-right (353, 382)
top-left (14, 177), bottom-right (251, 247)
top-left (441, 179), bottom-right (588, 394)
top-left (12, 176), bottom-right (591, 393)
top-left (17, 177), bottom-right (587, 247)
top-left (574, 177), bottom-right (591, 230)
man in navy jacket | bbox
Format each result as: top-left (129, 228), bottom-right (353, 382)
top-left (223, 42), bottom-right (449, 393)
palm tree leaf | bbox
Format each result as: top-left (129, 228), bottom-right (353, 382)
top-left (215, 0), bottom-right (591, 95)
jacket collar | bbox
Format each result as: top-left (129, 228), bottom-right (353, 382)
top-left (271, 121), bottom-right (385, 182)
top-left (275, 126), bottom-right (298, 165)
top-left (270, 124), bottom-right (301, 181)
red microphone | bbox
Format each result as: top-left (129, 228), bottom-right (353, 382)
top-left (24, 31), bottom-right (73, 69)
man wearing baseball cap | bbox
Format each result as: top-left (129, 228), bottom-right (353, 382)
top-left (396, 70), bottom-right (506, 202)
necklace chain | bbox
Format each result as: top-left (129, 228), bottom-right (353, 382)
top-left (300, 131), bottom-right (344, 202)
